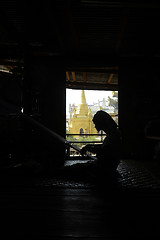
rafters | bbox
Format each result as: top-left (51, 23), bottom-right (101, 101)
top-left (66, 71), bottom-right (118, 90)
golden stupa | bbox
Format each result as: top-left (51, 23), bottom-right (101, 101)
top-left (68, 90), bottom-right (97, 135)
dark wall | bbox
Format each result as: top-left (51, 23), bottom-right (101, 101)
top-left (119, 58), bottom-right (160, 160)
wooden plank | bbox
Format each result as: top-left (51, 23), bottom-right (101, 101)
top-left (107, 73), bottom-right (114, 84)
top-left (83, 72), bottom-right (87, 82)
top-left (72, 71), bottom-right (76, 82)
top-left (66, 71), bottom-right (70, 81)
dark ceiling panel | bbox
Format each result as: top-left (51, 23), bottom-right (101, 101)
top-left (0, 1), bottom-right (160, 89)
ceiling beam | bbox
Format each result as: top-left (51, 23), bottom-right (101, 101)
top-left (66, 66), bottom-right (118, 73)
top-left (66, 80), bottom-right (118, 91)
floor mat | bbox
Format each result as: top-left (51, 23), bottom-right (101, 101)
top-left (34, 160), bottom-right (160, 191)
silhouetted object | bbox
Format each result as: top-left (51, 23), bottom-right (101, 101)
top-left (81, 110), bottom-right (121, 177)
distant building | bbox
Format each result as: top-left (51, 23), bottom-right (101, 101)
top-left (67, 90), bottom-right (118, 133)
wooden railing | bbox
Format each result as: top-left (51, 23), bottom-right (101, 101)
top-left (65, 133), bottom-right (106, 158)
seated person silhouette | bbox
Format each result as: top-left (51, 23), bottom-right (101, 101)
top-left (81, 110), bottom-right (121, 178)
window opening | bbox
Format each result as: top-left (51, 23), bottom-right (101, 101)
top-left (66, 89), bottom-right (118, 159)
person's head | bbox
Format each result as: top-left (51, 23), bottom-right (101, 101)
top-left (93, 110), bottom-right (117, 132)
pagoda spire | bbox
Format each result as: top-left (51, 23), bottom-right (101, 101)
top-left (80, 90), bottom-right (87, 104)
top-left (76, 90), bottom-right (88, 115)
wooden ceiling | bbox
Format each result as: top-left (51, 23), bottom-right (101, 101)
top-left (66, 67), bottom-right (118, 90)
top-left (0, 1), bottom-right (160, 90)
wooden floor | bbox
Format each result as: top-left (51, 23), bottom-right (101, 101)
top-left (0, 159), bottom-right (160, 239)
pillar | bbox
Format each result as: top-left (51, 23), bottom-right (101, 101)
top-left (119, 58), bottom-right (146, 159)
top-left (23, 55), bottom-right (66, 168)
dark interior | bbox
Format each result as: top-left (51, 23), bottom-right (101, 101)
top-left (0, 1), bottom-right (160, 239)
